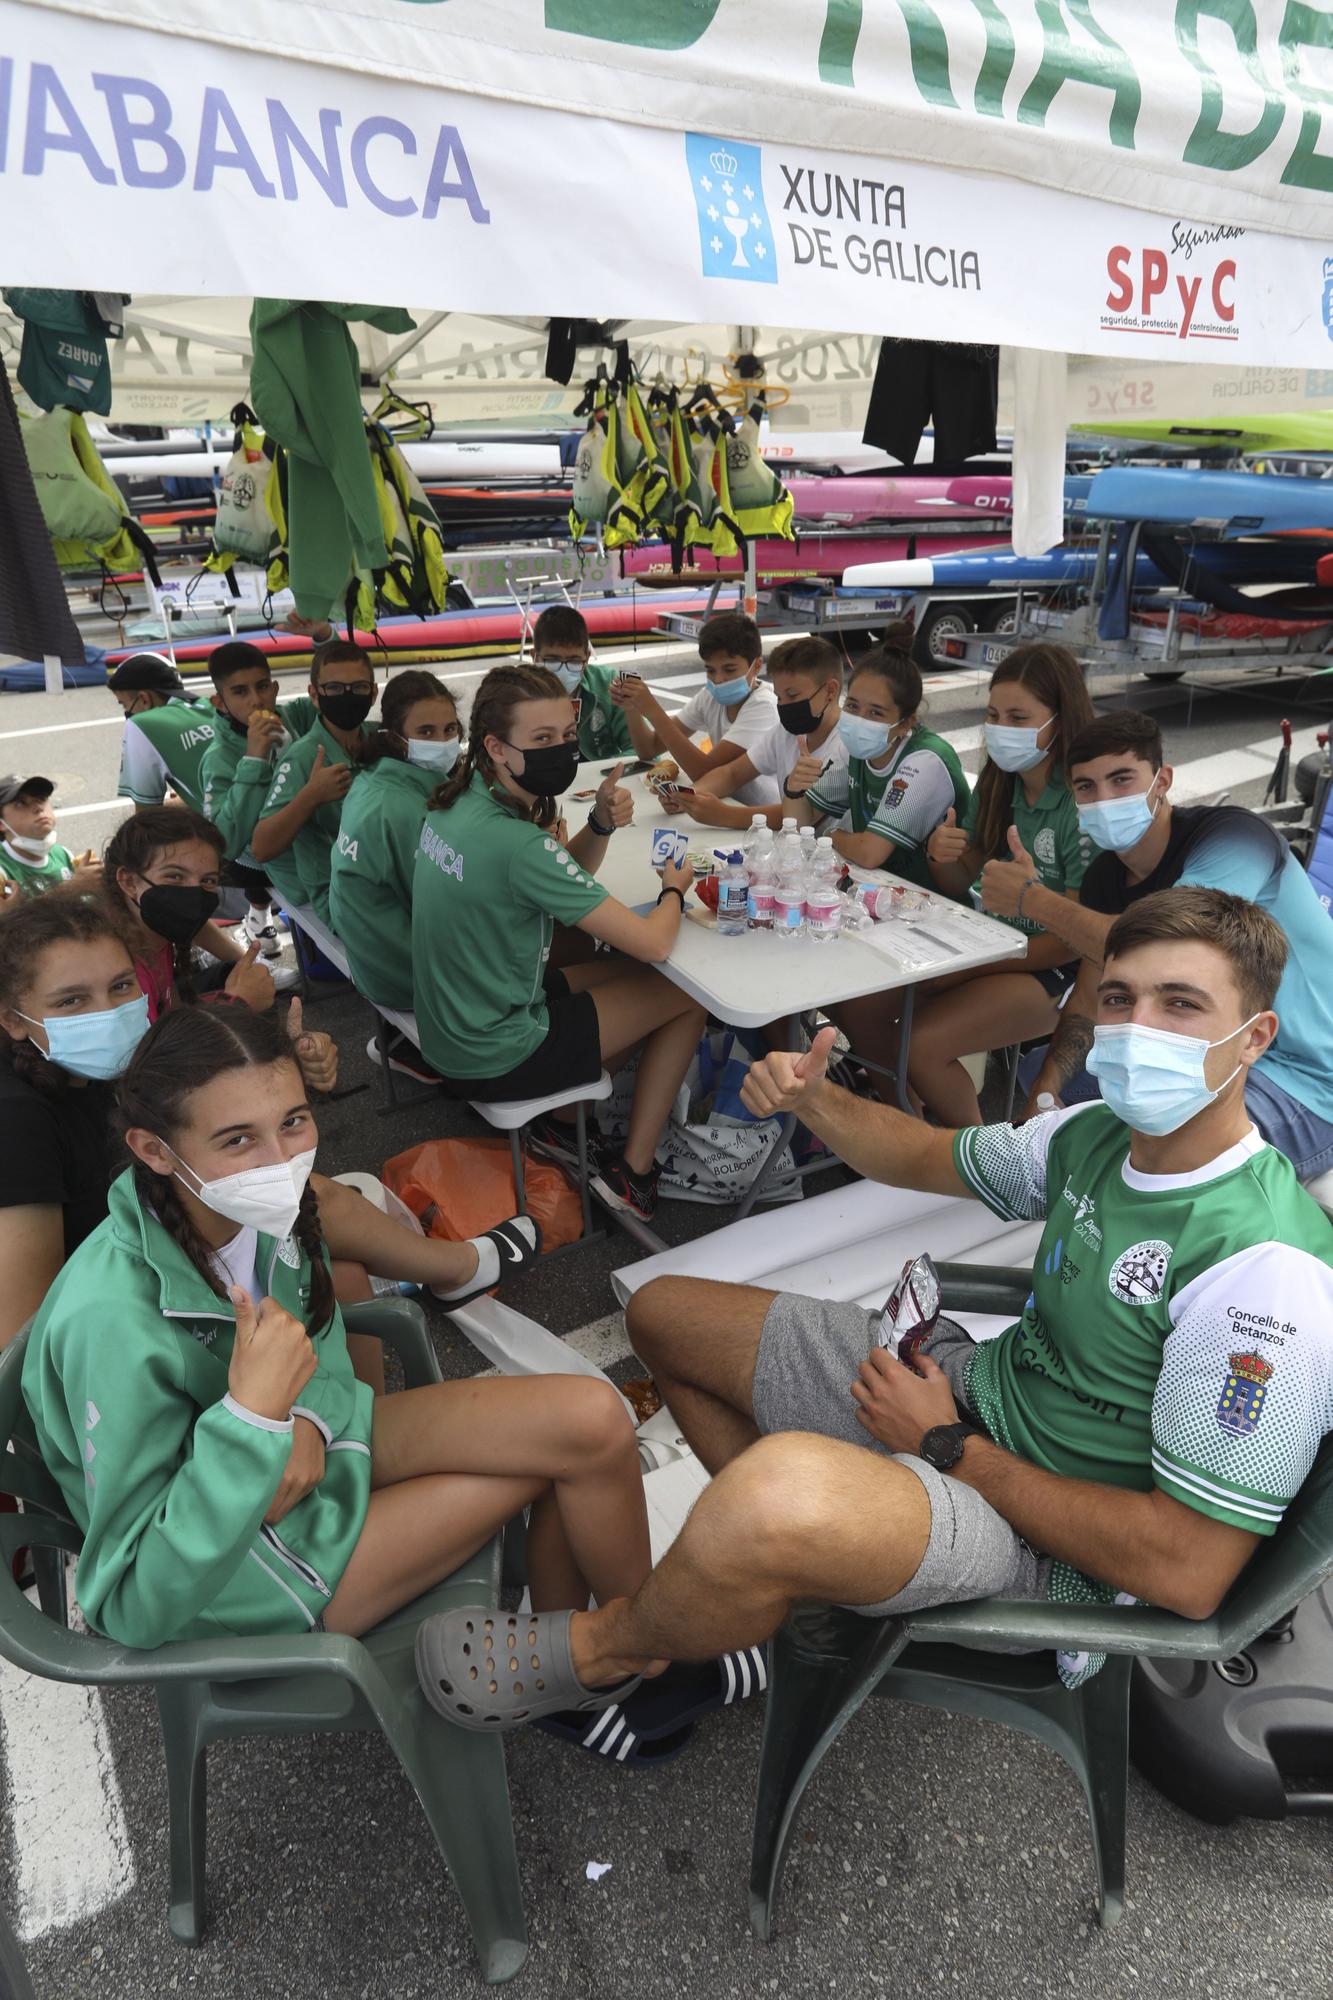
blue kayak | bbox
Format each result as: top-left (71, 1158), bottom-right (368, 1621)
top-left (1084, 466), bottom-right (1333, 535)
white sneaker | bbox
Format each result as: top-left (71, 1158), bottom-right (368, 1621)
top-left (242, 906), bottom-right (284, 959)
top-left (267, 959), bottom-right (301, 991)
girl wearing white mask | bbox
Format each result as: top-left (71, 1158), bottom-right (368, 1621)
top-left (328, 671), bottom-right (462, 1083)
top-left (21, 1004), bottom-right (644, 1653)
top-left (0, 774), bottom-right (98, 900)
top-left (915, 644), bottom-right (1097, 1126)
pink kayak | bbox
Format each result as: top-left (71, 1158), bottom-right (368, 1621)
top-left (785, 475), bottom-right (1013, 524)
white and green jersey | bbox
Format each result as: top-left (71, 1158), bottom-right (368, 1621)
top-left (807, 725), bottom-right (971, 891)
top-left (0, 840), bottom-right (75, 897)
top-left (953, 1103), bottom-right (1333, 1538)
top-left (116, 694), bottom-right (218, 812)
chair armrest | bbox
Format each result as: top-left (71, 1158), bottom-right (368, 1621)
top-left (342, 1297), bottom-right (442, 1389)
top-left (903, 1595), bottom-right (1230, 1660)
top-left (936, 1262), bottom-right (1032, 1319)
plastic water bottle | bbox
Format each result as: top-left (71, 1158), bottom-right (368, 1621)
top-left (805, 836), bottom-right (842, 944)
top-left (746, 817), bottom-right (774, 887)
top-left (716, 850), bottom-right (749, 936)
top-left (799, 825), bottom-right (816, 869)
top-left (774, 848), bottom-right (807, 940)
top-left (744, 812), bottom-right (768, 865)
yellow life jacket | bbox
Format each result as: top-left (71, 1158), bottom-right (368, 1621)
top-left (365, 423), bottom-right (450, 616)
top-left (721, 407), bottom-right (795, 546)
top-left (21, 405), bottom-right (162, 584)
top-left (204, 406), bottom-right (290, 596)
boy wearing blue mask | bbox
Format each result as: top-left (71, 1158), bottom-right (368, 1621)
top-left (531, 606), bottom-right (656, 764)
top-left (1015, 711), bottom-right (1333, 1182)
top-left (420, 888), bottom-right (1333, 1730)
top-left (612, 611), bottom-right (779, 806)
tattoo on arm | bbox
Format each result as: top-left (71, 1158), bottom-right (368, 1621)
top-left (1048, 1009), bottom-right (1094, 1088)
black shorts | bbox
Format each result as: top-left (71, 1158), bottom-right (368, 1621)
top-left (1031, 964), bottom-right (1074, 1001)
top-left (438, 969), bottom-right (603, 1104)
top-left (225, 860), bottom-right (272, 899)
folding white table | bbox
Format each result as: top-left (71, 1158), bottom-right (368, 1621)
top-left (561, 762), bottom-right (1028, 1216)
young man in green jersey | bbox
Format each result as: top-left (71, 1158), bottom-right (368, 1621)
top-left (419, 887), bottom-right (1333, 1717)
top-left (108, 653), bottom-right (219, 814)
top-left (530, 604), bottom-right (657, 764)
top-left (251, 638), bottom-right (375, 927)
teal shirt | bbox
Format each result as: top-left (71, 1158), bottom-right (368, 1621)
top-left (328, 755), bottom-right (435, 1009)
top-left (256, 716), bottom-right (371, 922)
top-left (573, 662), bottom-right (634, 761)
top-left (200, 695), bottom-right (317, 865)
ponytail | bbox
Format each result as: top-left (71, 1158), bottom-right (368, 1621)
top-left (430, 661), bottom-right (569, 828)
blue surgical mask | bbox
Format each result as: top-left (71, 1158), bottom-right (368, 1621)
top-left (985, 716), bottom-right (1056, 773)
top-left (406, 736), bottom-right (462, 776)
top-left (1076, 787), bottom-right (1160, 854)
top-left (710, 673), bottom-right (754, 708)
top-left (838, 714), bottom-right (892, 761)
top-left (1086, 1015), bottom-right (1258, 1137)
top-left (540, 660), bottom-right (585, 695)
top-left (18, 992), bottom-right (150, 1081)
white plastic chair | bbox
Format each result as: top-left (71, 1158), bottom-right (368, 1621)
top-left (470, 1074), bottom-right (613, 1251)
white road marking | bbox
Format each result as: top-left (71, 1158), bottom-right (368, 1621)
top-left (48, 797), bottom-right (135, 821)
top-left (0, 1597), bottom-right (136, 1940)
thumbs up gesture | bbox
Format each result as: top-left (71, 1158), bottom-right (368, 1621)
top-left (927, 805), bottom-right (969, 867)
top-left (741, 1024), bottom-right (837, 1120)
top-left (980, 821), bottom-right (1041, 918)
top-left (595, 760), bottom-right (634, 830)
top-left (286, 992), bottom-right (339, 1095)
top-left (785, 734), bottom-right (825, 799)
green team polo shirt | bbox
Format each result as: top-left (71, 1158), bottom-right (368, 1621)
top-left (962, 772), bottom-right (1095, 936)
top-left (411, 770), bottom-right (609, 1079)
top-left (328, 756), bottom-right (435, 1010)
top-left (116, 694), bottom-right (219, 812)
top-left (0, 841), bottom-right (75, 897)
top-left (573, 662), bottom-right (634, 762)
top-left (953, 1104), bottom-right (1333, 1534)
top-left (200, 695), bottom-right (317, 866)
top-left (808, 724), bottom-right (972, 892)
top-left (256, 716), bottom-right (372, 923)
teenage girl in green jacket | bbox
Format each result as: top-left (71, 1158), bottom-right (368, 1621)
top-left (22, 1004), bottom-right (651, 1650)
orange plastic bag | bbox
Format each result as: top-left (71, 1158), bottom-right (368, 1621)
top-left (381, 1137), bottom-right (583, 1252)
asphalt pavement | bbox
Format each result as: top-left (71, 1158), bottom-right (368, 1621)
top-left (2, 651), bottom-right (1332, 2000)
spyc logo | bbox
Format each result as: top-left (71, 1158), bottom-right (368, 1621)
top-left (685, 134), bottom-right (777, 286)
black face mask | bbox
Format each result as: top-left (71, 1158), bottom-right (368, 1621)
top-left (318, 691), bottom-right (375, 732)
top-left (777, 693), bottom-right (827, 737)
top-left (504, 739), bottom-right (580, 798)
top-left (138, 883), bottom-right (219, 947)
top-left (224, 707), bottom-right (249, 737)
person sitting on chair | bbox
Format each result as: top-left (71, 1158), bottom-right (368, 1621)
top-left (409, 888), bottom-right (1333, 1733)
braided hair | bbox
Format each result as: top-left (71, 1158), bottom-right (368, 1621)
top-left (116, 1004), bottom-right (335, 1338)
top-left (429, 661), bottom-right (570, 827)
top-left (365, 668), bottom-right (457, 764)
top-left (0, 886), bottom-right (135, 1093)
top-left (103, 806), bottom-right (225, 1004)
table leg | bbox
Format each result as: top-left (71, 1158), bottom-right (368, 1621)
top-left (893, 983), bottom-right (916, 1115)
top-left (733, 1016), bottom-right (803, 1223)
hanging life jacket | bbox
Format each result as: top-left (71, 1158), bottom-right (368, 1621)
top-left (721, 405), bottom-right (795, 548)
top-left (20, 405), bottom-right (162, 585)
top-left (365, 423), bottom-right (450, 617)
top-left (569, 369), bottom-right (651, 548)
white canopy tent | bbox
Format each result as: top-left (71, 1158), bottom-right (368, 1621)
top-left (4, 1), bottom-right (1333, 363)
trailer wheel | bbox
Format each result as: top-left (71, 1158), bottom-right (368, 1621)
top-left (913, 604), bottom-right (976, 669)
top-left (983, 604), bottom-right (1019, 635)
top-left (1295, 749), bottom-right (1325, 806)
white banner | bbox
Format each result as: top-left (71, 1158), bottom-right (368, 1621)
top-left (4, 0), bottom-right (1333, 363)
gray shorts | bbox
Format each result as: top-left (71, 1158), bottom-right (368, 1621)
top-left (752, 1292), bottom-right (1051, 1619)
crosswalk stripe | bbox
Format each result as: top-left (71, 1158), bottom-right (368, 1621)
top-left (0, 1611), bottom-right (135, 1940)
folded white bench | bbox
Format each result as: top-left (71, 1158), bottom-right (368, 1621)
top-left (613, 1179), bottom-right (1041, 1343)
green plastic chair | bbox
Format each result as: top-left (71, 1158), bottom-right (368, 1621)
top-left (0, 1297), bottom-right (528, 1986)
top-left (750, 1261), bottom-right (1333, 1942)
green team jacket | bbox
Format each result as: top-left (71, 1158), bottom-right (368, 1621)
top-left (255, 717), bottom-right (371, 923)
top-left (22, 1169), bottom-right (373, 1649)
top-left (200, 696), bottom-right (317, 866)
top-left (327, 755), bottom-right (434, 1009)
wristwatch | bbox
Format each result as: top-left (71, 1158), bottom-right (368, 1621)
top-left (918, 1421), bottom-right (978, 1471)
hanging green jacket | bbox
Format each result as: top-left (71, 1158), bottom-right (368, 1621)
top-left (248, 300), bottom-right (412, 620)
top-left (256, 715), bottom-right (372, 923)
top-left (22, 1169), bottom-right (373, 1649)
top-left (327, 755), bottom-right (434, 1009)
top-left (200, 696), bottom-right (317, 866)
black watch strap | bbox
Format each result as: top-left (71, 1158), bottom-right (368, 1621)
top-left (657, 884), bottom-right (685, 907)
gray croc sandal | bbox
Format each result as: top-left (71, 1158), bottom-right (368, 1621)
top-left (415, 1605), bottom-right (643, 1733)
